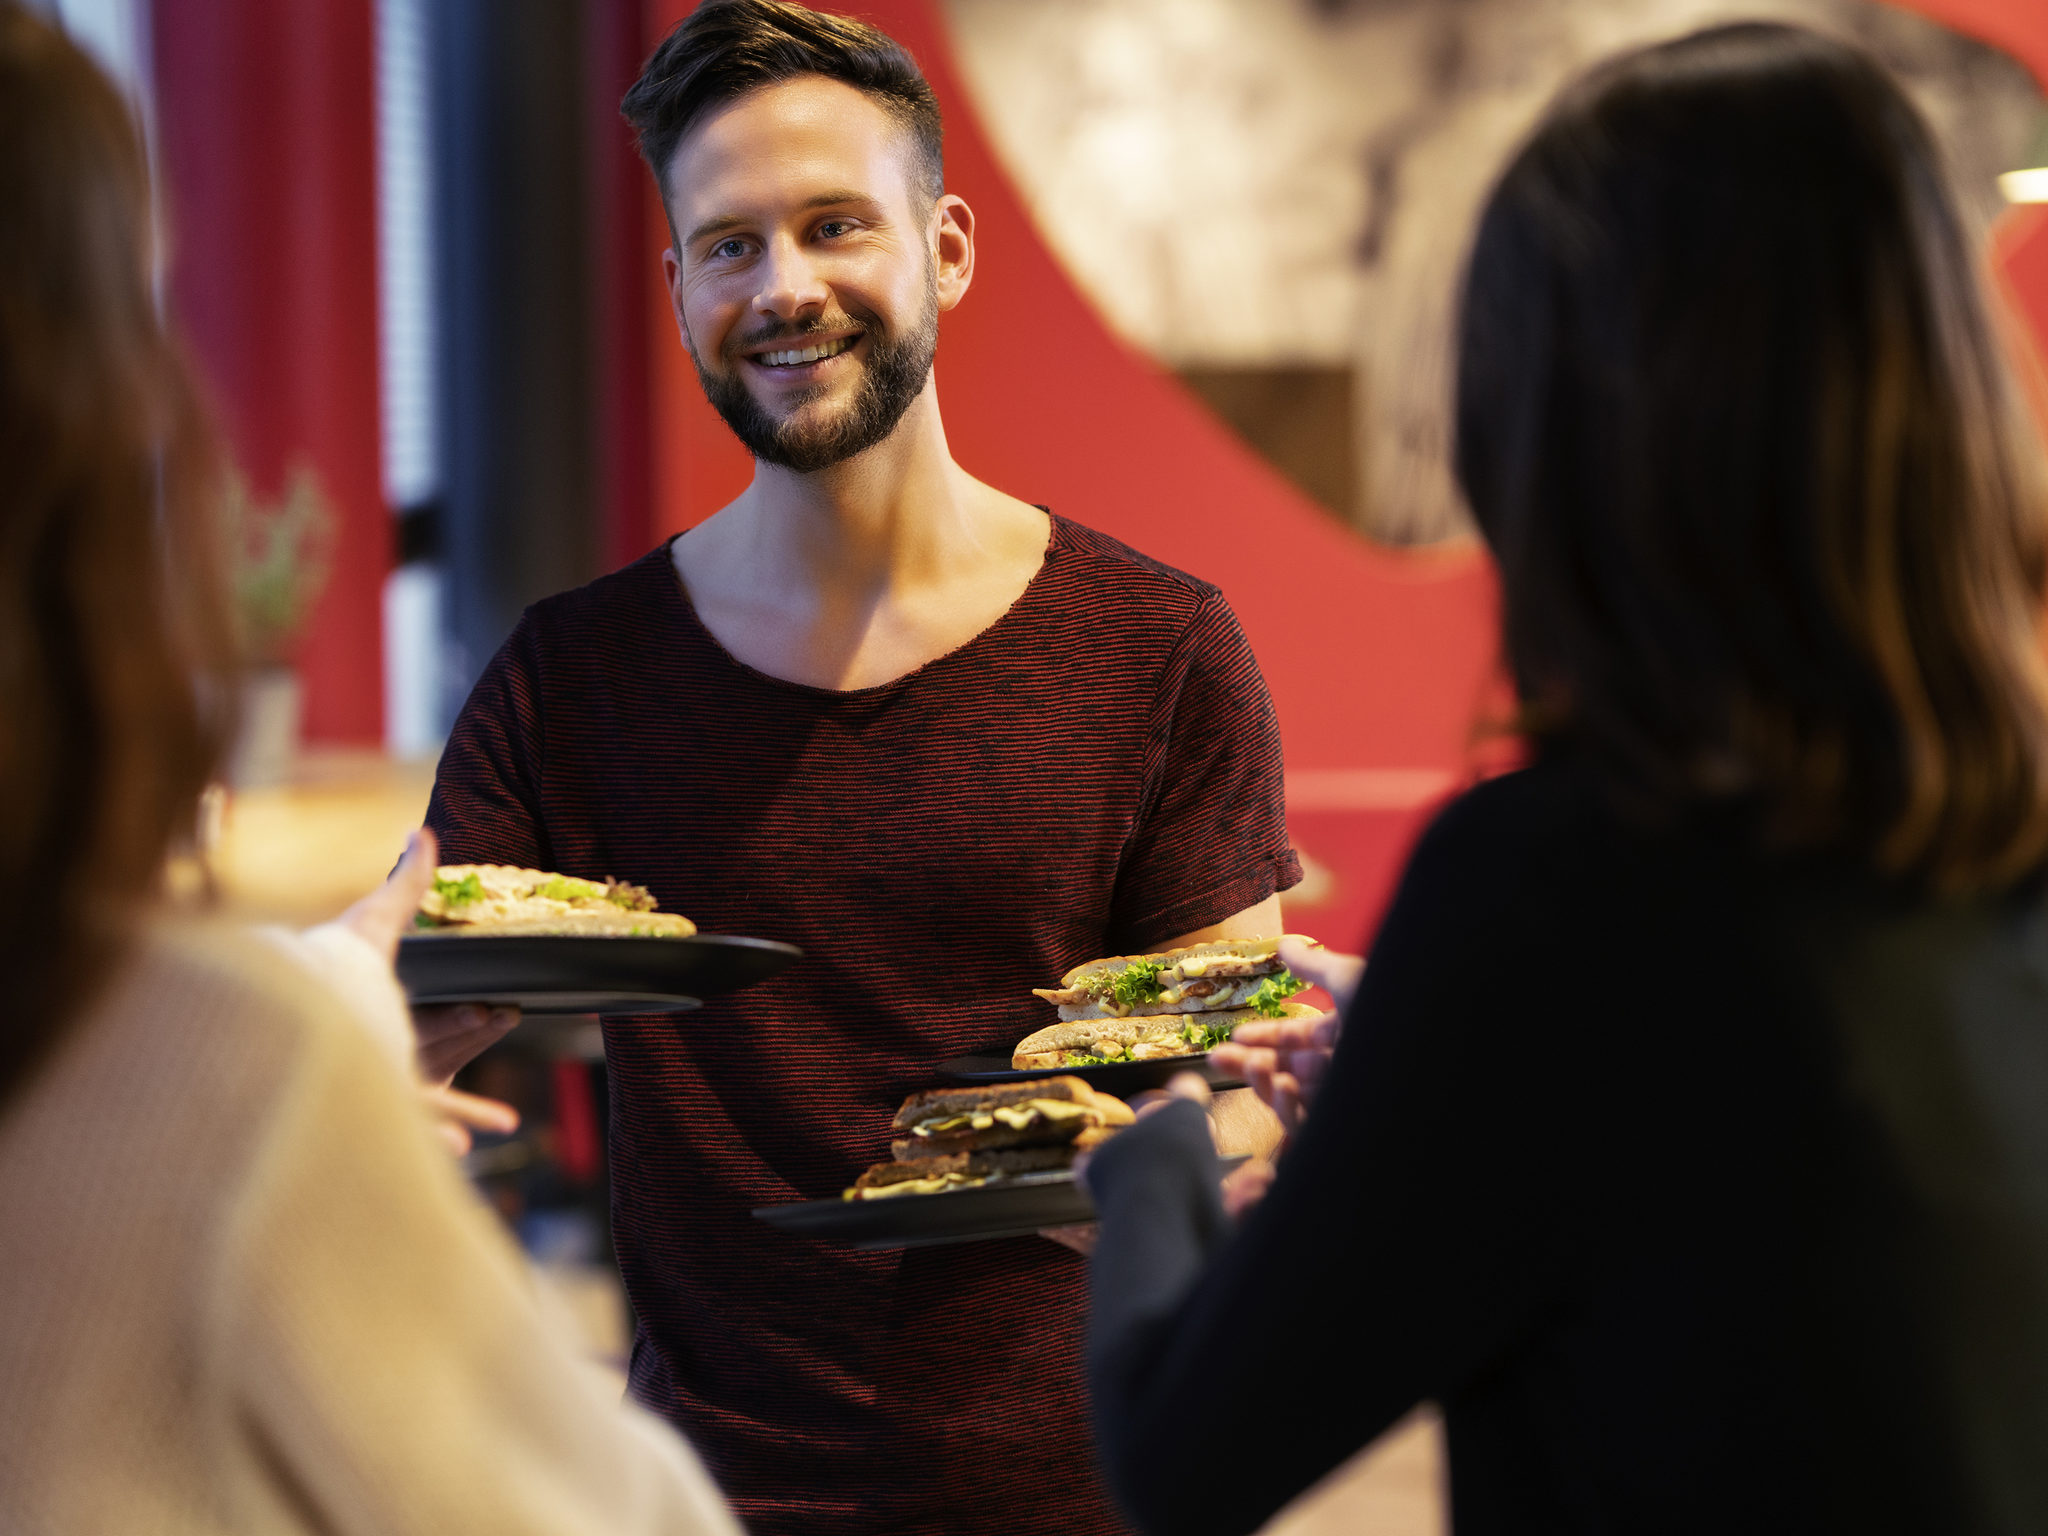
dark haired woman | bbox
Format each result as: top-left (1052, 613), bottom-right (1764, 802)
top-left (1084, 22), bottom-right (2048, 1535)
top-left (0, 8), bottom-right (739, 1530)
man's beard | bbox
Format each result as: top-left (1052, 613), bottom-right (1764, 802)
top-left (692, 275), bottom-right (939, 475)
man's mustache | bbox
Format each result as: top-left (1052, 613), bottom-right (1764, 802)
top-left (723, 316), bottom-right (870, 361)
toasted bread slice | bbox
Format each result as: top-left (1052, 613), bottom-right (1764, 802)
top-left (844, 1126), bottom-right (1124, 1200)
top-left (1012, 1001), bottom-right (1325, 1069)
top-left (889, 1075), bottom-right (1104, 1131)
top-left (889, 1077), bottom-right (1132, 1161)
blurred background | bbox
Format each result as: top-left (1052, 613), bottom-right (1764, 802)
top-left (29, 0), bottom-right (2048, 1529)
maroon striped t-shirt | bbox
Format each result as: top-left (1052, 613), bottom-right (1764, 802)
top-left (426, 514), bottom-right (1299, 1535)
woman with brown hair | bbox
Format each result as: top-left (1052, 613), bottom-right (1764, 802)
top-left (0, 8), bottom-right (738, 1530)
top-left (1085, 22), bottom-right (2048, 1535)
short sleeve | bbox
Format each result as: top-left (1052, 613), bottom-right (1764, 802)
top-left (425, 621), bottom-right (550, 870)
top-left (1108, 592), bottom-right (1299, 948)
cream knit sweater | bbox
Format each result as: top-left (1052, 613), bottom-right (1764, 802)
top-left (0, 918), bottom-right (744, 1535)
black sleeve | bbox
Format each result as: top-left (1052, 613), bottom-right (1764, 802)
top-left (1084, 784), bottom-right (1595, 1535)
top-left (423, 620), bottom-right (551, 870)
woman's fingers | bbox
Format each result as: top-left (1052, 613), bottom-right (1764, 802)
top-left (1127, 1071), bottom-right (1214, 1122)
top-left (424, 1083), bottom-right (521, 1136)
top-left (1277, 935), bottom-right (1364, 1014)
top-left (1220, 1158), bottom-right (1276, 1220)
top-left (421, 1083), bottom-right (519, 1160)
top-left (335, 827), bottom-right (439, 963)
top-left (1267, 1071), bottom-right (1304, 1132)
top-left (1225, 1018), bottom-right (1324, 1052)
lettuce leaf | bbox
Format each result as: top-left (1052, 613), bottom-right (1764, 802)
top-left (1245, 969), bottom-right (1307, 1018)
top-left (432, 871), bottom-right (484, 908)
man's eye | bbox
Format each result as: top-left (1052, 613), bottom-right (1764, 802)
top-left (816, 220), bottom-right (852, 239)
top-left (713, 239), bottom-right (748, 259)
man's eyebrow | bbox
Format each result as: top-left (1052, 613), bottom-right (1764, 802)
top-left (684, 213), bottom-right (748, 249)
top-left (682, 191), bottom-right (884, 250)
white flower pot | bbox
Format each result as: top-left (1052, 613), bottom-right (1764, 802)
top-left (228, 667), bottom-right (302, 788)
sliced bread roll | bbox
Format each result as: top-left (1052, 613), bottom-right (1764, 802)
top-left (1012, 1001), bottom-right (1323, 1069)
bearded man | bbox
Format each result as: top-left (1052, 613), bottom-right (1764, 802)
top-left (420, 4), bottom-right (1298, 1531)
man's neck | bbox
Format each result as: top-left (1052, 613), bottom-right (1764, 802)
top-left (670, 383), bottom-right (1050, 691)
top-left (722, 384), bottom-right (988, 598)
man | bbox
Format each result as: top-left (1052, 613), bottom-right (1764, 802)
top-left (422, 3), bottom-right (1297, 1531)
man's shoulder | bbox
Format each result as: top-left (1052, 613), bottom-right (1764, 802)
top-left (1051, 517), bottom-right (1219, 600)
top-left (513, 542), bottom-right (676, 642)
top-left (1042, 516), bottom-right (1227, 634)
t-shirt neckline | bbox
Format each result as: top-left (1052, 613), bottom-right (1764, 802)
top-left (657, 509), bottom-right (1065, 701)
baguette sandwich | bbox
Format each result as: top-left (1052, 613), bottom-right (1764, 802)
top-left (844, 1077), bottom-right (1132, 1200)
top-left (1017, 935), bottom-right (1321, 1068)
top-left (1031, 936), bottom-right (1312, 1023)
top-left (415, 864), bottom-right (696, 937)
top-left (1011, 999), bottom-right (1324, 1071)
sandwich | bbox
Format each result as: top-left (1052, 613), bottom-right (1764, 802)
top-left (1031, 936), bottom-right (1314, 1023)
top-left (1016, 936), bottom-right (1319, 1068)
top-left (414, 864), bottom-right (697, 937)
top-left (1011, 999), bottom-right (1324, 1071)
top-left (843, 1077), bottom-right (1133, 1200)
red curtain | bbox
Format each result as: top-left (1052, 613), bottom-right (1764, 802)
top-left (153, 0), bottom-right (385, 744)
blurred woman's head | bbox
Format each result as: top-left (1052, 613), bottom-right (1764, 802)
top-left (1456, 21), bottom-right (2048, 892)
top-left (0, 3), bottom-right (234, 1100)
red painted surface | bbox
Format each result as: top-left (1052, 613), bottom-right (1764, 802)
top-left (153, 0), bottom-right (386, 743)
top-left (551, 1059), bottom-right (603, 1185)
top-left (636, 0), bottom-right (2048, 948)
top-left (1994, 206), bottom-right (2048, 420)
top-left (641, 0), bottom-right (1499, 949)
top-left (1885, 0), bottom-right (2047, 85)
top-left (591, 0), bottom-right (660, 572)
top-left (1885, 1), bottom-right (2048, 422)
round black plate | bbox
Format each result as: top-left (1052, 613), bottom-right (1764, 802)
top-left (754, 1156), bottom-right (1249, 1251)
top-left (397, 932), bottom-right (801, 1016)
top-left (936, 1053), bottom-right (1246, 1097)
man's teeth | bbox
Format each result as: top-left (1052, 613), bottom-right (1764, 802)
top-left (759, 336), bottom-right (856, 367)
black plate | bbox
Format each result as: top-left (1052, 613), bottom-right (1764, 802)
top-left (937, 1053), bottom-right (1245, 1097)
top-left (397, 932), bottom-right (801, 1015)
top-left (754, 1158), bottom-right (1248, 1251)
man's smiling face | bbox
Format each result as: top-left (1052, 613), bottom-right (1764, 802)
top-left (661, 75), bottom-right (954, 472)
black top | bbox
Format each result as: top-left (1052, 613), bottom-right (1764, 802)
top-left (1085, 752), bottom-right (2048, 1535)
top-left (425, 517), bottom-right (1299, 1536)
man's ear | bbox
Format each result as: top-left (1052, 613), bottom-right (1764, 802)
top-left (661, 246), bottom-right (697, 359)
top-left (931, 193), bottom-right (975, 313)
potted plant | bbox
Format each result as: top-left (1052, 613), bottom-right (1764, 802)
top-left (225, 466), bottom-right (332, 787)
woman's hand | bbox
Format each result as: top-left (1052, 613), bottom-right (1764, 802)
top-left (335, 825), bottom-right (438, 963)
top-left (337, 826), bottom-right (521, 1147)
top-left (422, 1083), bottom-right (521, 1156)
top-left (1051, 1073), bottom-right (1218, 1255)
top-left (1209, 937), bottom-right (1360, 1133)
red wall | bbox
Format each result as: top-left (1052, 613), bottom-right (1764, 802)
top-left (154, 0), bottom-right (385, 744)
top-left (636, 0), bottom-right (2048, 948)
top-left (641, 0), bottom-right (1501, 948)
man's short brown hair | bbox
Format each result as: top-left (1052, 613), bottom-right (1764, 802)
top-left (621, 0), bottom-right (944, 213)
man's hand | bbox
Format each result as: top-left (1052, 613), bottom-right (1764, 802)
top-left (414, 1002), bottom-right (522, 1089)
top-left (1209, 936), bottom-right (1360, 1134)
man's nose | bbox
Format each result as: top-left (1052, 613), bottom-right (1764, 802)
top-left (753, 235), bottom-right (829, 322)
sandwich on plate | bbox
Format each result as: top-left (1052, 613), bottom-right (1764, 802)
top-left (845, 1077), bottom-right (1134, 1200)
top-left (1015, 936), bottom-right (1321, 1069)
top-left (414, 864), bottom-right (696, 937)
